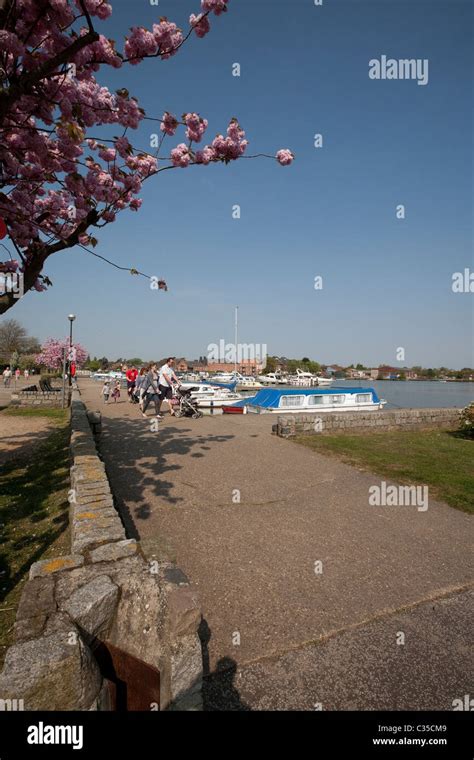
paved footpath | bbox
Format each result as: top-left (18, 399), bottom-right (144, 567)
top-left (79, 380), bottom-right (473, 710)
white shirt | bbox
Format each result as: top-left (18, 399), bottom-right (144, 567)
top-left (159, 363), bottom-right (175, 387)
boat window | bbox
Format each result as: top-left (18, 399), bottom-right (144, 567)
top-left (356, 393), bottom-right (372, 403)
top-left (280, 395), bottom-right (305, 407)
top-left (330, 395), bottom-right (346, 404)
top-left (307, 395), bottom-right (324, 405)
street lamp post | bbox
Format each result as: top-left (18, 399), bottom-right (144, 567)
top-left (68, 314), bottom-right (76, 387)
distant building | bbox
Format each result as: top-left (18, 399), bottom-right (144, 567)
top-left (191, 360), bottom-right (263, 375)
top-left (346, 368), bottom-right (369, 379)
top-left (376, 365), bottom-right (401, 380)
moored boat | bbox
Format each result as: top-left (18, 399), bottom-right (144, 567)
top-left (179, 382), bottom-right (243, 408)
top-left (222, 387), bottom-right (386, 414)
top-left (258, 372), bottom-right (286, 385)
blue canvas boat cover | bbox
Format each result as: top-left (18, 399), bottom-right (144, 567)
top-left (228, 387), bottom-right (380, 408)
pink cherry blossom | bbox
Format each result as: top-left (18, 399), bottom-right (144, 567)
top-left (195, 146), bottom-right (217, 164)
top-left (190, 13), bottom-right (211, 38)
top-left (184, 112), bottom-right (208, 143)
top-left (0, 0), bottom-right (292, 315)
top-left (201, 0), bottom-right (230, 16)
top-left (152, 20), bottom-right (183, 60)
top-left (276, 149), bottom-right (294, 166)
top-left (124, 27), bottom-right (158, 64)
top-left (35, 337), bottom-right (88, 369)
top-left (160, 112), bottom-right (179, 136)
top-left (170, 143), bottom-right (191, 168)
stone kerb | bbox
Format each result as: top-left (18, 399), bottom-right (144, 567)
top-left (0, 390), bottom-right (203, 711)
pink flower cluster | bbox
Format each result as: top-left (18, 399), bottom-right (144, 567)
top-left (153, 20), bottom-right (184, 60)
top-left (276, 149), bottom-right (295, 166)
top-left (201, 0), bottom-right (230, 15)
top-left (161, 112), bottom-right (179, 136)
top-left (170, 144), bottom-right (192, 168)
top-left (184, 112), bottom-right (208, 143)
top-left (35, 337), bottom-right (88, 370)
top-left (190, 13), bottom-right (211, 38)
top-left (124, 19), bottom-right (185, 63)
top-left (169, 119), bottom-right (247, 167)
top-left (211, 119), bottom-right (248, 162)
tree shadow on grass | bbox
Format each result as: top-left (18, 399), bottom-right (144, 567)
top-left (447, 430), bottom-right (473, 441)
top-left (0, 427), bottom-right (70, 603)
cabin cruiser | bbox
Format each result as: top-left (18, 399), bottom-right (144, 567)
top-left (223, 372), bottom-right (263, 391)
top-left (287, 369), bottom-right (316, 386)
top-left (222, 387), bottom-right (386, 414)
top-left (258, 372), bottom-right (286, 385)
top-left (179, 382), bottom-right (243, 408)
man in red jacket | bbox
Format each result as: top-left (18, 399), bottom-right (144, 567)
top-left (125, 365), bottom-right (138, 403)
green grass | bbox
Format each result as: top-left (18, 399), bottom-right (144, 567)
top-left (293, 430), bottom-right (474, 514)
top-left (0, 418), bottom-right (71, 668)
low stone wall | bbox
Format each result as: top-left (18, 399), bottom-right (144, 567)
top-left (0, 390), bottom-right (203, 711)
top-left (275, 407), bottom-right (462, 438)
top-left (10, 390), bottom-right (69, 407)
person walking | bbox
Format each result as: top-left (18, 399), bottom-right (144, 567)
top-left (2, 366), bottom-right (12, 387)
top-left (101, 381), bottom-right (111, 403)
top-left (134, 367), bottom-right (147, 409)
top-left (158, 357), bottom-right (180, 417)
top-left (24, 368), bottom-right (29, 380)
top-left (125, 365), bottom-right (138, 403)
top-left (141, 364), bottom-right (162, 418)
top-left (111, 380), bottom-right (121, 403)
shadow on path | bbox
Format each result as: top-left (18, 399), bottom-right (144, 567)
top-left (199, 618), bottom-right (251, 711)
top-left (95, 415), bottom-right (234, 538)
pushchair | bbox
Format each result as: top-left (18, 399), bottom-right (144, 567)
top-left (173, 386), bottom-right (203, 419)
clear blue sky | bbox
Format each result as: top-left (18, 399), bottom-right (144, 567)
top-left (9, 0), bottom-right (474, 368)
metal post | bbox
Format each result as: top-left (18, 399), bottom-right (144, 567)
top-left (234, 306), bottom-right (238, 375)
top-left (68, 319), bottom-right (73, 387)
top-left (61, 347), bottom-right (67, 409)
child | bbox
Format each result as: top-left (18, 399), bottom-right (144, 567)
top-left (101, 381), bottom-right (110, 403)
top-left (111, 381), bottom-right (121, 403)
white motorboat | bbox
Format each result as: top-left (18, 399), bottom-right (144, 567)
top-left (226, 372), bottom-right (264, 391)
top-left (179, 383), bottom-right (243, 408)
top-left (287, 368), bottom-right (318, 386)
top-left (258, 372), bottom-right (286, 385)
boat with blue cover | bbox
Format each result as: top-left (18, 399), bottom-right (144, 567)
top-left (222, 387), bottom-right (386, 414)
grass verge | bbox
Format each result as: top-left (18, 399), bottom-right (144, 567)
top-left (0, 411), bottom-right (70, 669)
top-left (293, 429), bottom-right (473, 514)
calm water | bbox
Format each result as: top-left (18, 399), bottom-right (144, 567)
top-left (323, 380), bottom-right (474, 410)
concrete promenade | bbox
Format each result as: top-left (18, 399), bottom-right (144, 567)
top-left (78, 379), bottom-right (473, 710)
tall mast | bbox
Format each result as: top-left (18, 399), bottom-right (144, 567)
top-left (234, 306), bottom-right (238, 374)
